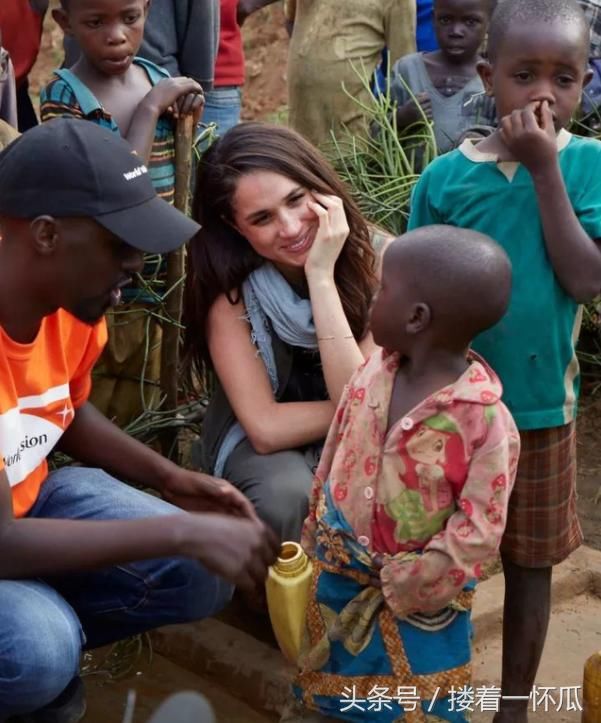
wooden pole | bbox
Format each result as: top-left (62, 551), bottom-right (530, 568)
top-left (160, 114), bottom-right (194, 459)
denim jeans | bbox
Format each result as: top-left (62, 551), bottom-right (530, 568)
top-left (201, 86), bottom-right (241, 138)
top-left (0, 467), bottom-right (233, 717)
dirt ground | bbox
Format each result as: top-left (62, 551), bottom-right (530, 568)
top-left (29, 4), bottom-right (601, 554)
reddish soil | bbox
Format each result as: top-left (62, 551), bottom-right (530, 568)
top-left (240, 4), bottom-right (289, 121)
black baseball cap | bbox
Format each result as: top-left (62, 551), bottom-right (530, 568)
top-left (0, 118), bottom-right (200, 253)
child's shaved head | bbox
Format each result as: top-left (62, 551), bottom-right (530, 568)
top-left (433, 0), bottom-right (497, 15)
top-left (383, 226), bottom-right (511, 346)
top-left (487, 0), bottom-right (589, 62)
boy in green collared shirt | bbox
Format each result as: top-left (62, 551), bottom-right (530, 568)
top-left (408, 1), bottom-right (601, 720)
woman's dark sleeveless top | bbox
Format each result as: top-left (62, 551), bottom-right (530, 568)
top-left (200, 324), bottom-right (328, 472)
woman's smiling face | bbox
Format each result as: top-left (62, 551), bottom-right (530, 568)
top-left (231, 170), bottom-right (319, 281)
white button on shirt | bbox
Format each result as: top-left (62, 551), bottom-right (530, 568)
top-left (357, 535), bottom-right (370, 547)
top-left (364, 486), bottom-right (374, 500)
top-left (400, 417), bottom-right (414, 431)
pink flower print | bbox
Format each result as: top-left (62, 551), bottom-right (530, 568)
top-left (434, 389), bottom-right (454, 405)
top-left (334, 484), bottom-right (348, 502)
top-left (456, 519), bottom-right (475, 538)
top-left (342, 449), bottom-right (357, 472)
top-left (492, 474), bottom-right (507, 491)
top-left (480, 390), bottom-right (497, 403)
top-left (364, 456), bottom-right (377, 476)
top-left (352, 387), bottom-right (366, 403)
top-left (336, 406), bottom-right (345, 424)
top-left (486, 498), bottom-right (503, 525)
top-left (473, 562), bottom-right (482, 578)
top-left (459, 498), bottom-right (474, 517)
top-left (448, 569), bottom-right (466, 586)
top-left (468, 367), bottom-right (488, 384)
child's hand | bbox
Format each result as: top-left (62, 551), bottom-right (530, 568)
top-left (499, 100), bottom-right (558, 173)
top-left (175, 90), bottom-right (205, 127)
top-left (413, 92), bottom-right (433, 121)
top-left (304, 192), bottom-right (350, 279)
top-left (396, 93), bottom-right (432, 129)
top-left (144, 77), bottom-right (204, 121)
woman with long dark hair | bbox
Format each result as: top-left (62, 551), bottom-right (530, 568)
top-left (183, 122), bottom-right (387, 541)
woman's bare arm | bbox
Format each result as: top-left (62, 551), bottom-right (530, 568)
top-left (208, 293), bottom-right (336, 454)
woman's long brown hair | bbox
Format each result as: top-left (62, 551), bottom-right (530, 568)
top-left (182, 122), bottom-right (377, 385)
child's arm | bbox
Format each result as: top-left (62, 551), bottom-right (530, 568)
top-left (384, 57), bottom-right (432, 135)
top-left (395, 93), bottom-right (432, 131)
top-left (127, 77), bottom-right (204, 164)
top-left (379, 406), bottom-right (520, 617)
top-left (502, 100), bottom-right (601, 302)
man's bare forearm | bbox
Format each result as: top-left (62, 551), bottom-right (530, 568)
top-left (0, 514), bottom-right (188, 578)
top-left (56, 403), bottom-right (174, 492)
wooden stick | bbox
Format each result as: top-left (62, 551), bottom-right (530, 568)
top-left (160, 114), bottom-right (194, 459)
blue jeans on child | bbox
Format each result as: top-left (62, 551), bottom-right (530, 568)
top-left (201, 86), bottom-right (241, 137)
top-left (0, 467), bottom-right (233, 717)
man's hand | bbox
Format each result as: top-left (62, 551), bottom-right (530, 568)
top-left (499, 100), bottom-right (558, 174)
top-left (179, 513), bottom-right (280, 591)
top-left (162, 468), bottom-right (258, 520)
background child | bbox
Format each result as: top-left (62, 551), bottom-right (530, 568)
top-left (40, 0), bottom-right (204, 427)
top-left (408, 1), bottom-right (601, 720)
top-left (0, 0), bottom-right (48, 131)
top-left (390, 0), bottom-right (496, 152)
top-left (0, 29), bottom-right (17, 130)
top-left (290, 226), bottom-right (519, 722)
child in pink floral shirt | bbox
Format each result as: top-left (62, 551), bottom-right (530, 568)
top-left (290, 225), bottom-right (520, 722)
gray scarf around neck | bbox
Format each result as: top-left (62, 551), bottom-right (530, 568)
top-left (213, 263), bottom-right (318, 476)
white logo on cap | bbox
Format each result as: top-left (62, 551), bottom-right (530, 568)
top-left (123, 165), bottom-right (148, 181)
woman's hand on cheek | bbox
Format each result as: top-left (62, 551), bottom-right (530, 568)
top-left (304, 192), bottom-right (350, 280)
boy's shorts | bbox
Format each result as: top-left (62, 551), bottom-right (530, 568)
top-left (500, 422), bottom-right (583, 568)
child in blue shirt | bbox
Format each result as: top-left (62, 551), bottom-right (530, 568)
top-left (408, 1), bottom-right (601, 720)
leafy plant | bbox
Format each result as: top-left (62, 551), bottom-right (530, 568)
top-left (325, 60), bottom-right (437, 235)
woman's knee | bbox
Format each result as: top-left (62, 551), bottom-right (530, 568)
top-left (255, 475), bottom-right (311, 541)
top-left (225, 444), bottom-right (315, 541)
top-left (0, 582), bottom-right (82, 716)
